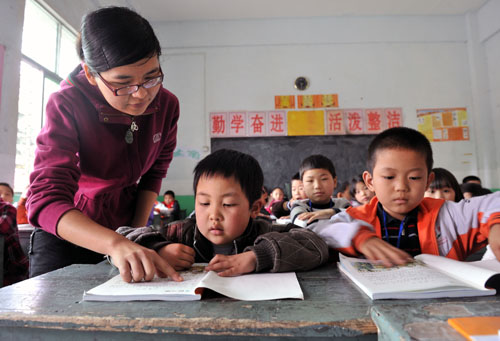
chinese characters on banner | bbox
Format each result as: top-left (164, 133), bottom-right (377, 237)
top-left (210, 108), bottom-right (402, 138)
top-left (417, 108), bottom-right (469, 142)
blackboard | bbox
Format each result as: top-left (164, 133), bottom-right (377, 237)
top-left (211, 135), bottom-right (375, 196)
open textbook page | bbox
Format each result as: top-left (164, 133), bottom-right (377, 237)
top-left (338, 254), bottom-right (500, 300)
top-left (83, 264), bottom-right (304, 302)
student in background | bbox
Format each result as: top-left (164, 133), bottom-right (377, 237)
top-left (349, 175), bottom-right (375, 207)
top-left (0, 183), bottom-right (14, 204)
top-left (264, 187), bottom-right (285, 214)
top-left (0, 198), bottom-right (29, 286)
top-left (271, 173), bottom-right (307, 219)
top-left (118, 149), bottom-right (329, 276)
top-left (462, 175), bottom-right (482, 186)
top-left (309, 127), bottom-right (500, 264)
top-left (290, 155), bottom-right (350, 227)
top-left (16, 186), bottom-right (30, 225)
top-left (155, 190), bottom-right (180, 221)
top-left (424, 167), bottom-right (463, 202)
top-left (334, 181), bottom-right (352, 202)
top-left (26, 7), bottom-right (181, 283)
top-left (461, 182), bottom-right (492, 200)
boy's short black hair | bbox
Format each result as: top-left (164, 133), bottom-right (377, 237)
top-left (299, 154), bottom-right (336, 180)
top-left (462, 175), bottom-right (481, 184)
top-left (291, 172), bottom-right (301, 181)
top-left (163, 190), bottom-right (175, 198)
top-left (460, 182), bottom-right (492, 197)
top-left (193, 149), bottom-right (263, 206)
top-left (367, 127), bottom-right (433, 173)
top-left (0, 182), bottom-right (14, 195)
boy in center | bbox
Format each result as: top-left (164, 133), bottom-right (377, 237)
top-left (290, 154), bottom-right (350, 228)
top-left (119, 149), bottom-right (329, 276)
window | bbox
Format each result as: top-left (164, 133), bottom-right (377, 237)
top-left (14, 0), bottom-right (79, 192)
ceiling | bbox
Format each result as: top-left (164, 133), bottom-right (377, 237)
top-left (88, 0), bottom-right (488, 22)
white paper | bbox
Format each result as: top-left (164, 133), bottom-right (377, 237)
top-left (83, 264), bottom-right (303, 302)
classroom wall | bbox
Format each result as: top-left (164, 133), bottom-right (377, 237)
top-left (155, 10), bottom-right (500, 193)
top-left (0, 0), bottom-right (25, 186)
top-left (1, 1), bottom-right (499, 196)
top-left (475, 0), bottom-right (500, 189)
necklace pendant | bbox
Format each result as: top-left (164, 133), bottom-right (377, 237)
top-left (125, 129), bottom-right (134, 144)
top-left (130, 121), bottom-right (139, 132)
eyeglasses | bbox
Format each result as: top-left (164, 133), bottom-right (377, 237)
top-left (97, 68), bottom-right (164, 96)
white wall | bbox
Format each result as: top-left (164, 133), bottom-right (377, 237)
top-left (155, 13), bottom-right (499, 194)
top-left (0, 0), bottom-right (25, 186)
top-left (476, 0), bottom-right (500, 188)
top-left (2, 1), bottom-right (499, 195)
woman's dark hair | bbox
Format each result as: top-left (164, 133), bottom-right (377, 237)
top-left (77, 6), bottom-right (161, 72)
top-left (193, 149), bottom-right (264, 207)
top-left (429, 168), bottom-right (463, 202)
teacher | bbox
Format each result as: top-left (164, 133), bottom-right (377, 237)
top-left (27, 6), bottom-right (181, 283)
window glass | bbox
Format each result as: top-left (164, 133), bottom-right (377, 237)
top-left (15, 0), bottom-right (77, 193)
top-left (21, 0), bottom-right (57, 72)
top-left (58, 27), bottom-right (79, 77)
top-left (15, 61), bottom-right (44, 191)
top-left (42, 77), bottom-right (60, 124)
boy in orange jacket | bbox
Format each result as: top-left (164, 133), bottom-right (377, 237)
top-left (309, 127), bottom-right (500, 265)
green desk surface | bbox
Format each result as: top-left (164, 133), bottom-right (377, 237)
top-left (371, 296), bottom-right (500, 340)
top-left (0, 262), bottom-right (377, 340)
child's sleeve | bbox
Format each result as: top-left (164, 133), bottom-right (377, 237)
top-left (116, 226), bottom-right (170, 251)
top-left (436, 192), bottom-right (500, 259)
top-left (289, 200), bottom-right (308, 224)
top-left (307, 211), bottom-right (377, 256)
top-left (245, 228), bottom-right (329, 272)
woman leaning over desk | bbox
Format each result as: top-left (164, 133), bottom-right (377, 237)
top-left (26, 7), bottom-right (181, 283)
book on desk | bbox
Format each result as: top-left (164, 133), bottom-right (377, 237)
top-left (83, 263), bottom-right (304, 302)
top-left (338, 253), bottom-right (500, 300)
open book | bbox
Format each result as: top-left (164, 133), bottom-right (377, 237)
top-left (338, 253), bottom-right (500, 300)
top-left (83, 264), bottom-right (303, 302)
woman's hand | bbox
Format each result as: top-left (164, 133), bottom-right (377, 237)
top-left (109, 238), bottom-right (183, 283)
top-left (158, 243), bottom-right (196, 270)
top-left (205, 252), bottom-right (257, 277)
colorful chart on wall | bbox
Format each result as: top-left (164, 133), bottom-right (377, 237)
top-left (417, 107), bottom-right (469, 142)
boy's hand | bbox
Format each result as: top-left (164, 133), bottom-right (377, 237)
top-left (488, 224), bottom-right (500, 261)
top-left (158, 243), bottom-right (196, 270)
top-left (205, 251), bottom-right (257, 277)
top-left (110, 239), bottom-right (183, 283)
top-left (298, 209), bottom-right (335, 223)
top-left (358, 237), bottom-right (413, 267)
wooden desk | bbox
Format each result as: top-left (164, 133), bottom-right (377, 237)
top-left (371, 296), bottom-right (500, 340)
top-left (0, 262), bottom-right (377, 340)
